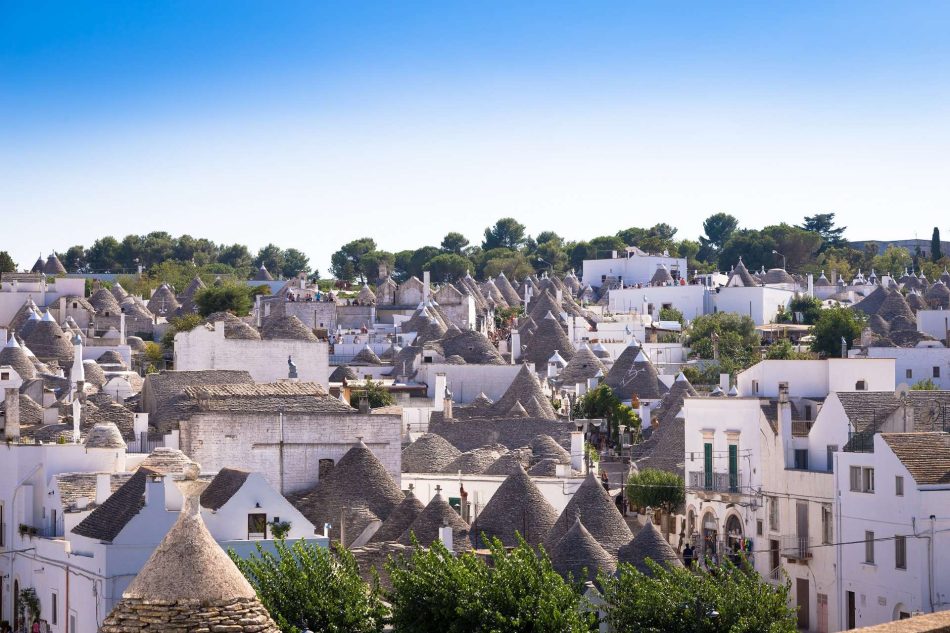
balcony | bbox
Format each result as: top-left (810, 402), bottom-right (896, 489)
top-left (780, 535), bottom-right (814, 562)
top-left (688, 470), bottom-right (742, 495)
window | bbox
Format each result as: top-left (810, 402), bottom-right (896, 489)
top-left (850, 466), bottom-right (875, 493)
top-left (821, 506), bottom-right (833, 544)
top-left (247, 513), bottom-right (267, 540)
top-left (865, 531), bottom-right (875, 564)
top-left (896, 476), bottom-right (904, 496)
top-left (895, 535), bottom-right (906, 569)
top-left (752, 380), bottom-right (760, 394)
top-left (769, 497), bottom-right (779, 531)
top-left (51, 591), bottom-right (58, 625)
top-left (728, 444), bottom-right (739, 492)
top-left (934, 366), bottom-right (941, 378)
top-left (906, 369), bottom-right (913, 379)
top-left (826, 445), bottom-right (838, 472)
top-left (855, 380), bottom-right (867, 391)
top-left (757, 519), bottom-right (763, 536)
top-left (805, 405), bottom-right (813, 421)
top-left (703, 443), bottom-right (713, 490)
top-left (794, 449), bottom-right (809, 470)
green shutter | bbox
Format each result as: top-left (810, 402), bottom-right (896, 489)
top-left (704, 443), bottom-right (713, 489)
top-left (729, 444), bottom-right (739, 492)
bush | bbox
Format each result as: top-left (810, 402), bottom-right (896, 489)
top-left (348, 379), bottom-right (395, 409)
top-left (687, 313), bottom-right (759, 370)
top-left (911, 378), bottom-right (938, 391)
top-left (659, 306), bottom-right (684, 325)
top-left (809, 307), bottom-right (865, 358)
top-left (386, 536), bottom-right (597, 633)
top-left (600, 559), bottom-right (797, 633)
top-left (231, 539), bottom-right (386, 633)
top-left (195, 284), bottom-right (254, 316)
top-left (625, 468), bottom-right (685, 514)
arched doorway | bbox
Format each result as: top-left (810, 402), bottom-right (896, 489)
top-left (701, 510), bottom-right (719, 562)
top-left (725, 514), bottom-right (744, 562)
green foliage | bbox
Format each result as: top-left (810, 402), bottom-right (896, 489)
top-left (482, 217), bottom-right (527, 251)
top-left (195, 284), bottom-right (254, 317)
top-left (269, 520), bottom-right (292, 539)
top-left (440, 231), bottom-right (470, 254)
top-left (231, 539), bottom-right (386, 633)
top-left (625, 468), bottom-right (685, 514)
top-left (698, 212), bottom-right (739, 261)
top-left (687, 313), bottom-right (760, 370)
top-left (718, 229), bottom-right (778, 273)
top-left (762, 224), bottom-right (823, 272)
top-left (348, 379), bottom-right (395, 409)
top-left (600, 560), bottom-right (797, 633)
top-left (932, 227), bottom-right (943, 262)
top-left (809, 307), bottom-right (865, 358)
top-left (425, 253), bottom-right (472, 282)
top-left (385, 536), bottom-right (597, 633)
top-left (255, 244), bottom-right (286, 276)
top-left (17, 587), bottom-right (41, 624)
top-left (765, 339), bottom-right (797, 360)
top-left (787, 294), bottom-right (823, 325)
top-left (143, 342), bottom-right (164, 373)
top-left (616, 224), bottom-right (678, 254)
top-left (872, 245), bottom-right (912, 276)
top-left (574, 384), bottom-right (642, 445)
top-left (161, 313), bottom-right (204, 349)
top-left (0, 251), bottom-right (15, 273)
top-left (331, 238), bottom-right (378, 283)
top-left (911, 378), bottom-right (938, 391)
top-left (799, 212), bottom-right (847, 251)
top-left (585, 441), bottom-right (600, 464)
top-left (61, 245), bottom-right (87, 272)
top-left (659, 307), bottom-right (684, 325)
top-left (481, 249), bottom-right (534, 281)
top-left (282, 248), bottom-right (311, 278)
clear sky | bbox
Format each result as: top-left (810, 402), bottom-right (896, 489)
top-left (2, 1), bottom-right (949, 273)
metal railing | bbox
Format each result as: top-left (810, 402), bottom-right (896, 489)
top-left (126, 432), bottom-right (163, 455)
top-left (688, 470), bottom-right (742, 493)
top-left (780, 535), bottom-right (814, 560)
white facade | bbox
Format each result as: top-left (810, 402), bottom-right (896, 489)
top-left (174, 320), bottom-right (330, 386)
top-left (864, 345), bottom-right (950, 390)
top-left (582, 251), bottom-right (687, 288)
top-left (737, 358), bottom-right (895, 398)
top-left (836, 436), bottom-right (950, 630)
top-left (712, 286), bottom-right (797, 326)
top-left (0, 277), bottom-right (86, 327)
top-left (608, 285), bottom-right (706, 321)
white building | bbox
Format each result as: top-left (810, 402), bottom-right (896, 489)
top-left (582, 248), bottom-right (687, 289)
top-left (916, 309), bottom-right (950, 343)
top-left (174, 319), bottom-right (331, 385)
top-left (682, 358), bottom-right (896, 632)
top-left (862, 344), bottom-right (950, 390)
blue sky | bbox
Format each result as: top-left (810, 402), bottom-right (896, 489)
top-left (2, 1), bottom-right (949, 273)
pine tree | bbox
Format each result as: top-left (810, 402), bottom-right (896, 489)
top-left (932, 227), bottom-right (942, 262)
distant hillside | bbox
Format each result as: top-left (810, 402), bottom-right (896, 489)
top-left (848, 238), bottom-right (950, 258)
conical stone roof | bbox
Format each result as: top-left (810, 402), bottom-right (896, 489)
top-left (441, 446), bottom-right (505, 474)
top-left (618, 518), bottom-right (684, 576)
top-left (370, 489), bottom-right (425, 543)
top-left (24, 313), bottom-right (74, 367)
top-left (523, 313), bottom-right (575, 372)
top-left (470, 463), bottom-right (558, 547)
top-left (603, 341), bottom-right (642, 398)
top-left (44, 253), bottom-right (67, 275)
top-left (84, 422), bottom-right (127, 449)
top-left (295, 441), bottom-right (405, 541)
top-left (494, 273), bottom-right (523, 306)
top-left (147, 284), bottom-right (181, 316)
top-left (329, 364), bottom-right (358, 382)
top-left (99, 466), bottom-right (280, 633)
top-left (489, 364), bottom-right (558, 420)
top-left (556, 343), bottom-right (606, 386)
top-left (548, 517), bottom-right (616, 582)
top-left (89, 288), bottom-right (122, 314)
top-left (205, 312), bottom-right (261, 340)
top-left (261, 315), bottom-right (317, 341)
top-left (30, 255), bottom-right (44, 273)
top-left (402, 433), bottom-right (461, 473)
top-left (530, 434), bottom-right (571, 464)
top-left (441, 329), bottom-right (505, 365)
top-left (482, 448), bottom-right (533, 476)
top-left (110, 283), bottom-right (128, 302)
top-left (253, 265), bottom-right (274, 281)
top-left (0, 335), bottom-right (36, 380)
top-left (398, 491), bottom-right (471, 552)
top-left (82, 360), bottom-right (107, 387)
top-left (545, 471), bottom-right (632, 555)
top-left (357, 284), bottom-right (377, 305)
top-left (350, 344), bottom-right (382, 366)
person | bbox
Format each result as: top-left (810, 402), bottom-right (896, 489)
top-left (32, 619), bottom-right (41, 633)
top-left (600, 470), bottom-right (610, 490)
top-left (683, 543), bottom-right (695, 568)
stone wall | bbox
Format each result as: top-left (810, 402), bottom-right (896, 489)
top-left (261, 298), bottom-right (337, 332)
top-left (179, 410), bottom-right (402, 494)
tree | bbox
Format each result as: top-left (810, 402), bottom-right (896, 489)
top-left (810, 307), bottom-right (865, 358)
top-left (219, 243), bottom-right (254, 270)
top-left (481, 249), bottom-right (534, 281)
top-left (142, 342), bottom-right (164, 373)
top-left (787, 295), bottom-right (823, 325)
top-left (717, 230), bottom-right (778, 273)
top-left (600, 559), bottom-right (797, 633)
top-left (231, 539), bottom-right (387, 633)
top-left (86, 236), bottom-right (122, 272)
top-left (625, 468), bottom-right (684, 514)
top-left (348, 379), bottom-right (395, 409)
top-left (255, 244), bottom-right (286, 277)
top-left (60, 245), bottom-right (87, 272)
top-left (659, 307), bottom-right (684, 325)
top-left (282, 248), bottom-right (311, 278)
top-left (872, 246), bottom-right (912, 277)
top-left (0, 251), bottom-right (15, 273)
top-left (698, 212), bottom-right (739, 261)
top-left (617, 224), bottom-right (678, 254)
top-left (440, 232), bottom-right (470, 254)
top-left (425, 253), bottom-right (471, 282)
top-left (799, 212), bottom-right (847, 250)
top-left (195, 284), bottom-right (254, 317)
top-left (386, 536), bottom-right (596, 633)
top-left (482, 218), bottom-right (527, 251)
top-left (687, 313), bottom-right (760, 370)
top-left (765, 339), bottom-right (797, 360)
top-left (533, 237), bottom-right (569, 274)
top-left (574, 384), bottom-right (641, 446)
top-left (932, 228), bottom-right (943, 263)
top-left (762, 224), bottom-right (823, 272)
top-left (330, 238), bottom-right (377, 283)
top-left (360, 250), bottom-right (395, 284)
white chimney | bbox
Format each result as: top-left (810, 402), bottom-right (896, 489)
top-left (119, 313), bottom-right (126, 345)
top-left (807, 273), bottom-right (815, 298)
top-left (719, 373), bottom-right (730, 393)
top-left (639, 401), bottom-right (652, 430)
top-left (71, 399), bottom-right (81, 444)
top-left (4, 387), bottom-right (20, 440)
top-left (434, 373), bottom-right (447, 412)
top-left (570, 431), bottom-right (584, 471)
top-left (0, 328), bottom-right (7, 344)
top-left (95, 473), bottom-right (111, 505)
top-left (438, 524), bottom-right (454, 553)
top-left (510, 329), bottom-right (522, 362)
top-left (423, 271), bottom-right (431, 302)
